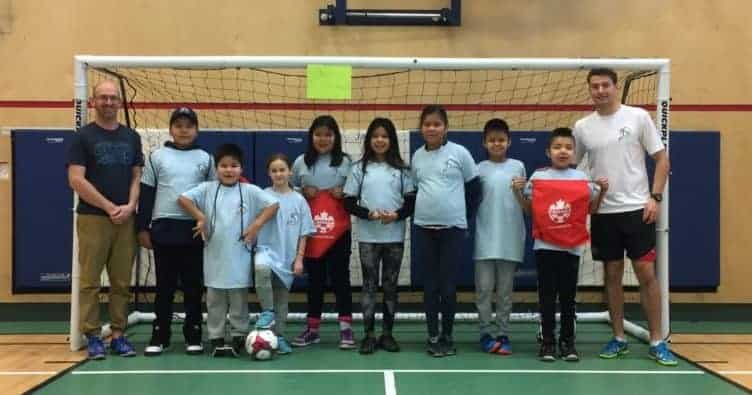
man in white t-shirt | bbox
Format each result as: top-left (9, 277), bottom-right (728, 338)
top-left (573, 68), bottom-right (676, 366)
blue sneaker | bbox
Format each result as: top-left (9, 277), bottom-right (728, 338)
top-left (277, 337), bottom-right (292, 355)
top-left (649, 342), bottom-right (678, 366)
top-left (480, 334), bottom-right (501, 353)
top-left (87, 335), bottom-right (106, 360)
top-left (110, 336), bottom-right (137, 357)
top-left (496, 335), bottom-right (512, 355)
top-left (255, 310), bottom-right (276, 330)
top-left (599, 338), bottom-right (629, 359)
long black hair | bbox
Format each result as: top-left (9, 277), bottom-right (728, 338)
top-left (360, 117), bottom-right (408, 175)
top-left (303, 115), bottom-right (348, 168)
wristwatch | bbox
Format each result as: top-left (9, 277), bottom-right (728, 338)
top-left (651, 193), bottom-right (663, 203)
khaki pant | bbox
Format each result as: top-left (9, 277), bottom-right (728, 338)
top-left (77, 214), bottom-right (136, 336)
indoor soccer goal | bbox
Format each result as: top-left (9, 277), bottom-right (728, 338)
top-left (70, 56), bottom-right (670, 351)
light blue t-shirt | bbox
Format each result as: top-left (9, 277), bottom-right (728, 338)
top-left (523, 167), bottom-right (599, 257)
top-left (292, 153), bottom-right (351, 190)
top-left (182, 181), bottom-right (278, 289)
top-left (474, 159), bottom-right (527, 262)
top-left (411, 141), bottom-right (479, 229)
top-left (343, 161), bottom-right (415, 243)
top-left (255, 188), bottom-right (316, 289)
top-left (141, 146), bottom-right (216, 220)
top-left (141, 145), bottom-right (215, 220)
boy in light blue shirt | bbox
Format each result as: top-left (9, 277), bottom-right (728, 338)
top-left (136, 107), bottom-right (214, 357)
top-left (473, 118), bottom-right (527, 355)
top-left (179, 143), bottom-right (278, 358)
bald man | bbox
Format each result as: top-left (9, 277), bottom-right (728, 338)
top-left (67, 80), bottom-right (143, 359)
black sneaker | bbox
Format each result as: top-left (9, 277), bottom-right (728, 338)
top-left (144, 325), bottom-right (170, 357)
top-left (211, 338), bottom-right (226, 357)
top-left (378, 334), bottom-right (400, 353)
top-left (440, 336), bottom-right (456, 356)
top-left (559, 337), bottom-right (579, 362)
top-left (359, 335), bottom-right (377, 355)
top-left (230, 336), bottom-right (245, 357)
top-left (426, 337), bottom-right (443, 357)
top-left (539, 341), bottom-right (556, 362)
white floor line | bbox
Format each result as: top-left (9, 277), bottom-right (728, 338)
top-left (0, 371), bottom-right (58, 375)
top-left (72, 369), bottom-right (704, 376)
top-left (384, 370), bottom-right (397, 395)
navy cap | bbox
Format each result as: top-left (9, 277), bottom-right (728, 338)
top-left (169, 107), bottom-right (198, 126)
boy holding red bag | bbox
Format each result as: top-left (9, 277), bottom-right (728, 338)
top-left (514, 127), bottom-right (607, 362)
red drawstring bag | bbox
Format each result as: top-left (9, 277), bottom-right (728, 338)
top-left (531, 179), bottom-right (590, 248)
top-left (305, 190), bottom-right (351, 258)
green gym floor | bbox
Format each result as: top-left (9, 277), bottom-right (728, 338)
top-left (19, 318), bottom-right (751, 395)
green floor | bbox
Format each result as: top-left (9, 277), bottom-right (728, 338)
top-left (29, 322), bottom-right (749, 395)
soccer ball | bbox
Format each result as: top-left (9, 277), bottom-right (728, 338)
top-left (246, 330), bottom-right (278, 360)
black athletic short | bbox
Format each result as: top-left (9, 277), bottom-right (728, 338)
top-left (591, 209), bottom-right (656, 262)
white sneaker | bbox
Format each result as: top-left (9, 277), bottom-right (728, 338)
top-left (144, 343), bottom-right (167, 356)
top-left (185, 343), bottom-right (204, 355)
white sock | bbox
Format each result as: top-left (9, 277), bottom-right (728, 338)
top-left (650, 340), bottom-right (662, 347)
top-left (614, 336), bottom-right (626, 343)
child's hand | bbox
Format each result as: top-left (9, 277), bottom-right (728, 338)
top-left (368, 210), bottom-right (382, 221)
top-left (242, 226), bottom-right (259, 245)
top-left (302, 186), bottom-right (319, 199)
top-left (329, 186), bottom-right (344, 199)
top-left (293, 256), bottom-right (304, 277)
top-left (137, 230), bottom-right (153, 250)
top-left (511, 176), bottom-right (526, 192)
top-left (595, 177), bottom-right (609, 192)
top-left (193, 219), bottom-right (207, 241)
top-left (380, 211), bottom-right (399, 224)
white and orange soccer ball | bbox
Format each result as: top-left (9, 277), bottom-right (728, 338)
top-left (245, 330), bottom-right (278, 360)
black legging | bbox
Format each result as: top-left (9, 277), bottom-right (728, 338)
top-left (152, 243), bottom-right (204, 337)
top-left (416, 226), bottom-right (464, 339)
top-left (535, 249), bottom-right (579, 342)
top-left (304, 231), bottom-right (353, 319)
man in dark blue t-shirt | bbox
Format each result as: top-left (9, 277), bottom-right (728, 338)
top-left (67, 80), bottom-right (143, 359)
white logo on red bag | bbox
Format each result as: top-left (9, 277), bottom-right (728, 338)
top-left (548, 199), bottom-right (571, 224)
top-left (314, 211), bottom-right (336, 234)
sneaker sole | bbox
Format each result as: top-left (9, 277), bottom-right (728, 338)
top-left (562, 355), bottom-right (580, 362)
top-left (599, 349), bottom-right (629, 359)
top-left (539, 356), bottom-right (556, 362)
top-left (144, 345), bottom-right (169, 356)
top-left (88, 354), bottom-right (106, 360)
top-left (649, 354), bottom-right (678, 366)
top-left (339, 343), bottom-right (357, 350)
top-left (185, 346), bottom-right (204, 355)
top-left (291, 338), bottom-right (321, 347)
top-left (496, 349), bottom-right (512, 356)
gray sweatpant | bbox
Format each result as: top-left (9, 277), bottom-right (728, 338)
top-left (206, 287), bottom-right (249, 340)
top-left (254, 263), bottom-right (290, 337)
top-left (474, 259), bottom-right (517, 338)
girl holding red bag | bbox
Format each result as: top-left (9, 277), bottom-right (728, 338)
top-left (290, 115), bottom-right (355, 350)
top-left (515, 127), bottom-right (608, 362)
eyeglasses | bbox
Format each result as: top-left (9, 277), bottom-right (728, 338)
top-left (94, 95), bottom-right (122, 102)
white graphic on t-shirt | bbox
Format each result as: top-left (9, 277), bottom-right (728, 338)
top-left (548, 199), bottom-right (571, 224)
top-left (618, 126), bottom-right (632, 142)
top-left (314, 211), bottom-right (335, 234)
